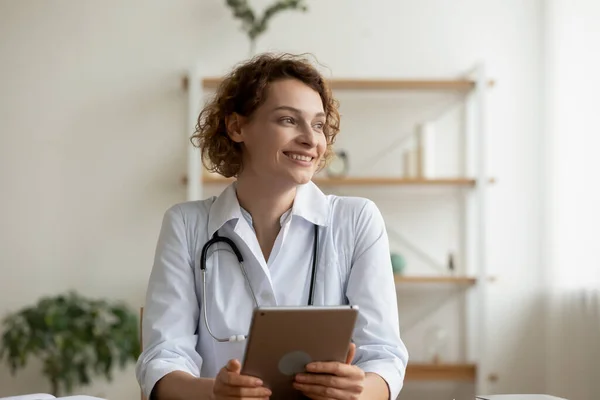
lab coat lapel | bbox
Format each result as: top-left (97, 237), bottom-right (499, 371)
top-left (207, 182), bottom-right (275, 297)
top-left (207, 183), bottom-right (240, 237)
top-left (312, 224), bottom-right (328, 306)
top-left (233, 216), bottom-right (274, 289)
top-left (292, 181), bottom-right (330, 227)
top-left (292, 181), bottom-right (331, 306)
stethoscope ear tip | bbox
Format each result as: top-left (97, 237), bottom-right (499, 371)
top-left (228, 334), bottom-right (247, 342)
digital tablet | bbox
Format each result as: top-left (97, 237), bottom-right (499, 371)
top-left (241, 305), bottom-right (359, 400)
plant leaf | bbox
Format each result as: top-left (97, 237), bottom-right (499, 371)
top-left (0, 291), bottom-right (140, 394)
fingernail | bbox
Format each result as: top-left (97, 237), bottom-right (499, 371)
top-left (254, 379), bottom-right (263, 386)
top-left (295, 374), bottom-right (306, 382)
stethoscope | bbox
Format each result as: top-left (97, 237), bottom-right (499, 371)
top-left (199, 224), bottom-right (319, 343)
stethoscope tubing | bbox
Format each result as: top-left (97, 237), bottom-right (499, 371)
top-left (200, 225), bottom-right (319, 342)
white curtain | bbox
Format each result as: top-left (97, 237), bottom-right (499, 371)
top-left (543, 1), bottom-right (600, 399)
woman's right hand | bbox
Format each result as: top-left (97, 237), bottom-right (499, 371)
top-left (213, 359), bottom-right (272, 399)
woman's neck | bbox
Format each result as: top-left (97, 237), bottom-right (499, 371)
top-left (235, 172), bottom-right (297, 261)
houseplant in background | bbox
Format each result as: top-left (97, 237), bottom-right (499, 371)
top-left (0, 291), bottom-right (140, 397)
top-left (225, 0), bottom-right (309, 55)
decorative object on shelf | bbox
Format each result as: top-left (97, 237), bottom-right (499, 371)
top-left (0, 291), bottom-right (140, 397)
top-left (326, 150), bottom-right (349, 178)
top-left (386, 226), bottom-right (447, 273)
top-left (402, 149), bottom-right (417, 178)
top-left (415, 122), bottom-right (436, 178)
top-left (390, 252), bottom-right (406, 275)
top-left (447, 252), bottom-right (455, 275)
top-left (423, 325), bottom-right (450, 364)
top-left (224, 0), bottom-right (309, 55)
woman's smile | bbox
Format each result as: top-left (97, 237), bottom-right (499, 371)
top-left (283, 151), bottom-right (316, 167)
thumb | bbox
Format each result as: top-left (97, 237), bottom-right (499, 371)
top-left (345, 342), bottom-right (356, 364)
top-left (226, 359), bottom-right (242, 374)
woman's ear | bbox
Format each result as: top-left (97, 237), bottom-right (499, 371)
top-left (225, 113), bottom-right (244, 143)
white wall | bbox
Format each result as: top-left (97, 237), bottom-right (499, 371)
top-left (542, 1), bottom-right (600, 398)
top-left (0, 1), bottom-right (544, 399)
top-left (543, 0), bottom-right (600, 289)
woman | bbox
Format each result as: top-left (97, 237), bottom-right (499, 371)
top-left (136, 53), bottom-right (408, 400)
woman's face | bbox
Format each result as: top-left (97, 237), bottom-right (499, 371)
top-left (229, 78), bottom-right (327, 186)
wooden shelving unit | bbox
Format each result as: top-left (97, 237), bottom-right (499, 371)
top-left (405, 363), bottom-right (477, 381)
top-left (186, 175), bottom-right (495, 187)
top-left (182, 76), bottom-right (494, 91)
top-left (395, 275), bottom-right (477, 285)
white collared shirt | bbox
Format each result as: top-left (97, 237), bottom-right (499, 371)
top-left (136, 181), bottom-right (409, 399)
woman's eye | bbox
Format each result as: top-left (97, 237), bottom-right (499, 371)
top-left (281, 117), bottom-right (295, 124)
top-left (313, 122), bottom-right (325, 131)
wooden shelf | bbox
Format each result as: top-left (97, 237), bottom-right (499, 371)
top-left (315, 177), bottom-right (481, 186)
top-left (190, 175), bottom-right (495, 187)
top-left (182, 77), bottom-right (495, 91)
top-left (395, 275), bottom-right (477, 285)
top-left (405, 363), bottom-right (477, 381)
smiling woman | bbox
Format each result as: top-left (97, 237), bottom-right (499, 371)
top-left (226, 79), bottom-right (328, 187)
top-left (136, 52), bottom-right (408, 400)
top-left (191, 52), bottom-right (340, 181)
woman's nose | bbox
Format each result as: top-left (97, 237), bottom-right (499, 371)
top-left (299, 123), bottom-right (318, 147)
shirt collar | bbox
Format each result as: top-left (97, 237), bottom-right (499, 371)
top-left (291, 180), bottom-right (330, 227)
top-left (240, 205), bottom-right (293, 231)
top-left (207, 183), bottom-right (242, 237)
top-left (207, 180), bottom-right (330, 237)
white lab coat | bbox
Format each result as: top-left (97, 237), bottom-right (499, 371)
top-left (136, 181), bottom-right (408, 399)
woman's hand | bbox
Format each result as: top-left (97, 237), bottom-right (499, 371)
top-left (213, 359), bottom-right (272, 399)
top-left (293, 343), bottom-right (366, 400)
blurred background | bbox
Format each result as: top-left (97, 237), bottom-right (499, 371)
top-left (1, 1), bottom-right (598, 400)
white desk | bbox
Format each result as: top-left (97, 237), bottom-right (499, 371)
top-left (477, 395), bottom-right (568, 400)
top-left (0, 395), bottom-right (105, 400)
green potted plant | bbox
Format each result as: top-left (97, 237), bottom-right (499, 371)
top-left (225, 0), bottom-right (309, 55)
top-left (0, 291), bottom-right (140, 397)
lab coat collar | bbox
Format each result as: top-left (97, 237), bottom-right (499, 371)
top-left (207, 183), bottom-right (243, 237)
top-left (292, 181), bottom-right (330, 227)
top-left (207, 180), bottom-right (330, 237)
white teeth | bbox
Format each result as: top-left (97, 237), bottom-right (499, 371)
top-left (288, 153), bottom-right (312, 162)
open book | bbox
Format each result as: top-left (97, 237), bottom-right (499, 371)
top-left (0, 395), bottom-right (106, 400)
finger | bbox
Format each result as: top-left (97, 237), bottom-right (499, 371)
top-left (218, 396), bottom-right (270, 400)
top-left (226, 359), bottom-right (242, 373)
top-left (217, 384), bottom-right (272, 398)
top-left (219, 398), bottom-right (270, 400)
top-left (306, 361), bottom-right (364, 378)
top-left (345, 342), bottom-right (356, 364)
top-left (293, 382), bottom-right (351, 399)
top-left (220, 359), bottom-right (264, 387)
top-left (218, 371), bottom-right (264, 388)
top-left (217, 364), bottom-right (263, 389)
top-left (295, 373), bottom-right (361, 391)
top-left (298, 395), bottom-right (328, 400)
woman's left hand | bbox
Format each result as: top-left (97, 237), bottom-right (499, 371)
top-left (293, 343), bottom-right (365, 400)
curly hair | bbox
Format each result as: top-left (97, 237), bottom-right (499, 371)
top-left (190, 52), bottom-right (341, 178)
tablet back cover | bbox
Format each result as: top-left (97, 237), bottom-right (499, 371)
top-left (241, 306), bottom-right (358, 400)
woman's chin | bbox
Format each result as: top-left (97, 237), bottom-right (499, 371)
top-left (286, 170), bottom-right (315, 185)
